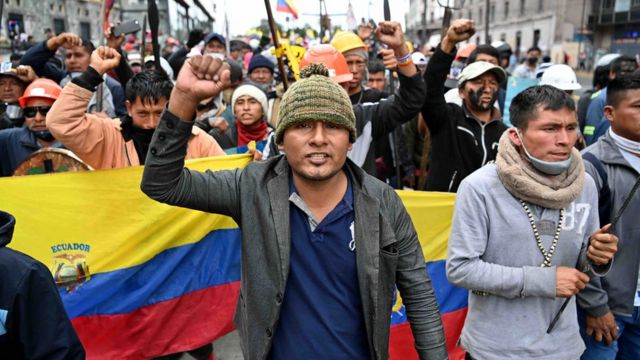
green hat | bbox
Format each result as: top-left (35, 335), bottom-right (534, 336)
top-left (275, 63), bottom-right (356, 144)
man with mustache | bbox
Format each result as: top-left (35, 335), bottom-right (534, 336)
top-left (420, 19), bottom-right (507, 192)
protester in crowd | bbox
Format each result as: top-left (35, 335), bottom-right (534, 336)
top-left (421, 19), bottom-right (507, 192)
top-left (141, 52), bottom-right (448, 359)
top-left (209, 83), bottom-right (276, 154)
top-left (0, 64), bottom-right (38, 129)
top-left (202, 32), bottom-right (226, 58)
top-left (513, 46), bottom-right (542, 79)
top-left (0, 79), bottom-right (63, 177)
top-left (273, 22), bottom-right (423, 180)
top-left (0, 210), bottom-right (85, 359)
top-left (584, 55), bottom-right (638, 145)
top-left (443, 44), bottom-right (506, 113)
top-left (330, 28), bottom-right (416, 186)
top-left (578, 65), bottom-right (610, 132)
top-left (366, 60), bottom-right (386, 91)
top-left (447, 85), bottom-right (618, 359)
top-left (20, 32), bottom-right (127, 117)
top-left (247, 54), bottom-right (284, 125)
top-left (46, 46), bottom-right (224, 171)
top-left (578, 73), bottom-right (640, 359)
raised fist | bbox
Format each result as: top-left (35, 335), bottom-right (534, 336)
top-left (47, 32), bottom-right (82, 51)
top-left (90, 46), bottom-right (122, 76)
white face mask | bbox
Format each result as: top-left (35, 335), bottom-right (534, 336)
top-left (204, 52), bottom-right (225, 61)
top-left (515, 130), bottom-right (573, 175)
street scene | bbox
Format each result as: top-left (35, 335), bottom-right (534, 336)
top-left (0, 0), bottom-right (638, 359)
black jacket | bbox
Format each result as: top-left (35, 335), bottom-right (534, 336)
top-left (0, 211), bottom-right (85, 359)
top-left (421, 47), bottom-right (508, 192)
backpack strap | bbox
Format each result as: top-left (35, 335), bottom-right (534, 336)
top-left (583, 152), bottom-right (612, 226)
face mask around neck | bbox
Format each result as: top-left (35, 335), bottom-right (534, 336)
top-left (515, 130), bottom-right (572, 175)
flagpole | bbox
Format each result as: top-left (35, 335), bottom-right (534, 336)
top-left (264, 0), bottom-right (289, 90)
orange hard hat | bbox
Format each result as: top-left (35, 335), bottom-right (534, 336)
top-left (299, 44), bottom-right (353, 84)
top-left (19, 78), bottom-right (62, 108)
top-left (455, 43), bottom-right (477, 61)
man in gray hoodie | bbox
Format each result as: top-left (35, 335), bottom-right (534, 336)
top-left (447, 85), bottom-right (618, 359)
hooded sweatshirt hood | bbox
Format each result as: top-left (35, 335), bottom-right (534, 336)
top-left (0, 210), bottom-right (15, 248)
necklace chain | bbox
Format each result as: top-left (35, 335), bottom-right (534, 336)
top-left (519, 200), bottom-right (564, 268)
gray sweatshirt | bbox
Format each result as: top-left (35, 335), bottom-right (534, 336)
top-left (447, 164), bottom-right (607, 360)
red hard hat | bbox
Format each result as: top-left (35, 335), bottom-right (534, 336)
top-left (19, 78), bottom-right (62, 108)
top-left (299, 44), bottom-right (353, 84)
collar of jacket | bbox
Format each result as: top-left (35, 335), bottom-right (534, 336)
top-left (18, 128), bottom-right (41, 150)
top-left (595, 132), bottom-right (639, 171)
top-left (461, 103), bottom-right (502, 124)
top-left (265, 155), bottom-right (383, 352)
top-left (0, 210), bottom-right (15, 248)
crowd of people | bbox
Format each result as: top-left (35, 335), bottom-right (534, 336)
top-left (0, 15), bottom-right (638, 360)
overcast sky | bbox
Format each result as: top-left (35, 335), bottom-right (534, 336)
top-left (220, 0), bottom-right (409, 37)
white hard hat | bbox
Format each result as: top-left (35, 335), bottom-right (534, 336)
top-left (411, 52), bottom-right (427, 66)
top-left (595, 53), bottom-right (620, 68)
top-left (539, 64), bottom-right (582, 91)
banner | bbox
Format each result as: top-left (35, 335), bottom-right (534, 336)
top-left (0, 155), bottom-right (465, 359)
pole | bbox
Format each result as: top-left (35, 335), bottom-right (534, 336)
top-left (578, 0), bottom-right (586, 68)
top-left (148, 0), bottom-right (161, 71)
top-left (264, 0), bottom-right (289, 90)
top-left (484, 0), bottom-right (490, 43)
top-left (95, 0), bottom-right (108, 113)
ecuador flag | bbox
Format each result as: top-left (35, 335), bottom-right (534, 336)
top-left (0, 155), bottom-right (466, 359)
top-left (276, 0), bottom-right (299, 19)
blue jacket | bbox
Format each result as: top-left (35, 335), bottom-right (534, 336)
top-left (20, 41), bottom-right (127, 117)
top-left (0, 127), bottom-right (62, 177)
top-left (583, 88), bottom-right (607, 145)
top-left (0, 210), bottom-right (85, 359)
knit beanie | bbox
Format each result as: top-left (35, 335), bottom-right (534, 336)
top-left (248, 54), bottom-right (275, 74)
top-left (231, 84), bottom-right (269, 116)
top-left (275, 63), bottom-right (356, 144)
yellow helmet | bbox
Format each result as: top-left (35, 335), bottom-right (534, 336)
top-left (330, 31), bottom-right (366, 54)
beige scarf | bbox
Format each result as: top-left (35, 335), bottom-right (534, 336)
top-left (495, 131), bottom-right (584, 209)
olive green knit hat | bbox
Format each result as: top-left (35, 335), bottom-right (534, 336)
top-left (275, 63), bottom-right (356, 144)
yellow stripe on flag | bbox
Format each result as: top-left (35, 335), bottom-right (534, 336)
top-left (0, 154), bottom-right (251, 274)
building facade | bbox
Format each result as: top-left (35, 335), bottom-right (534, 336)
top-left (406, 0), bottom-right (448, 48)
top-left (588, 0), bottom-right (640, 58)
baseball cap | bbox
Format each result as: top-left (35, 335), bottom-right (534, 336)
top-left (457, 61), bottom-right (507, 87)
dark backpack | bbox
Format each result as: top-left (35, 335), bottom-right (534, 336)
top-left (583, 152), bottom-right (612, 226)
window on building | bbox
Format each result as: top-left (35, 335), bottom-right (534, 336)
top-left (538, 0), bottom-right (543, 11)
top-left (632, 0), bottom-right (640, 6)
top-left (430, 11), bottom-right (434, 22)
top-left (533, 29), bottom-right (540, 47)
top-left (490, 3), bottom-right (496, 22)
top-left (515, 30), bottom-right (522, 57)
top-left (500, 33), bottom-right (506, 41)
top-left (468, 10), bottom-right (472, 20)
top-left (479, 8), bottom-right (483, 24)
top-left (520, 0), bottom-right (526, 15)
top-left (80, 22), bottom-right (91, 40)
top-left (53, 19), bottom-right (66, 35)
top-left (505, 1), bottom-right (510, 18)
top-left (602, 0), bottom-right (614, 8)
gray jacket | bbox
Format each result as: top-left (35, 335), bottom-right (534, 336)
top-left (578, 133), bottom-right (640, 317)
top-left (140, 110), bottom-right (448, 360)
top-left (447, 164), bottom-right (606, 360)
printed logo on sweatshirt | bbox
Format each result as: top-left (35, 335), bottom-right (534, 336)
top-left (349, 221), bottom-right (356, 252)
top-left (49, 242), bottom-right (92, 293)
top-left (562, 202), bottom-right (592, 235)
top-left (0, 309), bottom-right (7, 336)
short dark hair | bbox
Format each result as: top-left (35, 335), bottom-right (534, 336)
top-left (606, 72), bottom-right (640, 108)
top-left (125, 70), bottom-right (173, 104)
top-left (81, 38), bottom-right (95, 54)
top-left (593, 65), bottom-right (610, 88)
top-left (367, 60), bottom-right (385, 74)
top-left (527, 46), bottom-right (542, 54)
top-left (610, 55), bottom-right (638, 77)
top-left (467, 44), bottom-right (499, 65)
top-left (509, 85), bottom-right (576, 129)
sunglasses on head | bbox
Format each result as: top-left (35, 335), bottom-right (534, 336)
top-left (23, 106), bottom-right (52, 118)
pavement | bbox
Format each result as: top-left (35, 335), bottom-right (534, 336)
top-left (178, 331), bottom-right (243, 360)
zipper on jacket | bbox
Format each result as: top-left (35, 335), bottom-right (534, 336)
top-left (480, 124), bottom-right (488, 166)
top-left (448, 170), bottom-right (458, 192)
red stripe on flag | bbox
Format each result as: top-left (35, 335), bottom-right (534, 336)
top-left (389, 307), bottom-right (468, 360)
top-left (72, 282), bottom-right (240, 360)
